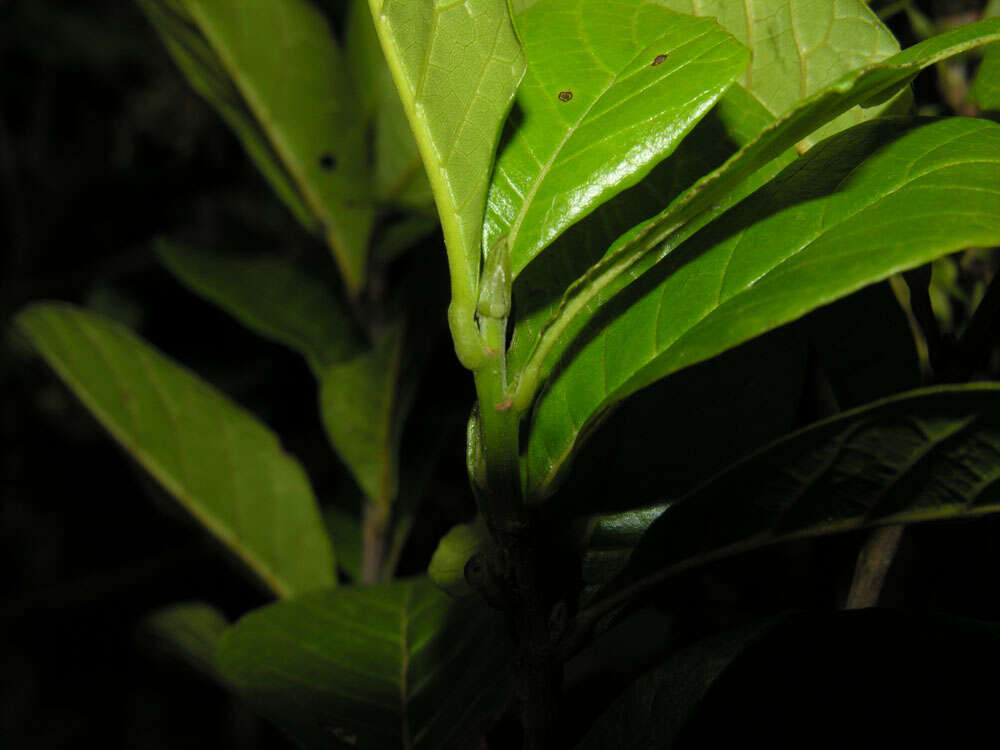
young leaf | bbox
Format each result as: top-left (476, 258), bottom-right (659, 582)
top-left (367, 0), bottom-right (525, 368)
top-left (144, 601), bottom-right (230, 678)
top-left (525, 116), bottom-right (1000, 499)
top-left (16, 303), bottom-right (335, 598)
top-left (319, 327), bottom-right (404, 509)
top-left (484, 0), bottom-right (749, 276)
top-left (137, 0), bottom-right (374, 296)
top-left (513, 17), bottom-right (1000, 414)
top-left (428, 517), bottom-right (490, 598)
top-left (157, 241), bottom-right (362, 374)
top-left (218, 578), bottom-right (513, 750)
top-left (604, 384), bottom-right (1000, 606)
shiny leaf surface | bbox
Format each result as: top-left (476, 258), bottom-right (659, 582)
top-left (485, 0), bottom-right (749, 276)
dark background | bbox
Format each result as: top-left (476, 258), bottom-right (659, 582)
top-left (1, 1), bottom-right (997, 747)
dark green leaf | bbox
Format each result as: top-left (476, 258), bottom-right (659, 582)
top-left (16, 303), bottom-right (335, 597)
top-left (485, 0), bottom-right (749, 276)
top-left (323, 507), bottom-right (363, 581)
top-left (137, 0), bottom-right (374, 295)
top-left (157, 241), bottom-right (362, 374)
top-left (218, 578), bottom-right (513, 750)
top-left (612, 384), bottom-right (1000, 599)
top-left (526, 116), bottom-right (1000, 499)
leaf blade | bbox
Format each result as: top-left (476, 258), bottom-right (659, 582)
top-left (486, 0), bottom-right (750, 276)
top-left (526, 116), bottom-right (1000, 498)
top-left (139, 0), bottom-right (374, 295)
top-left (218, 578), bottom-right (513, 750)
top-left (16, 303), bottom-right (335, 597)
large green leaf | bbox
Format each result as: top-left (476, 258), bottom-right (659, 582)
top-left (137, 0), bottom-right (374, 296)
top-left (484, 0), bottom-right (749, 277)
top-left (512, 17), bottom-right (1000, 413)
top-left (15, 303), bottom-right (335, 598)
top-left (603, 385), bottom-right (1000, 604)
top-left (157, 241), bottom-right (362, 374)
top-left (218, 578), bottom-right (513, 750)
top-left (367, 0), bottom-right (525, 367)
top-left (345, 0), bottom-right (433, 209)
top-left (525, 116), bottom-right (1000, 499)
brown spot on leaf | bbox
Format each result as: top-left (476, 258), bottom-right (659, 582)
top-left (652, 54), bottom-right (668, 67)
top-left (319, 152), bottom-right (337, 170)
top-left (558, 90), bottom-right (573, 102)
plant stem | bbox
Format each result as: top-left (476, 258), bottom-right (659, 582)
top-left (845, 524), bottom-right (904, 609)
top-left (360, 502), bottom-right (389, 584)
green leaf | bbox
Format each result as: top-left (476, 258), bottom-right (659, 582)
top-left (367, 0), bottom-right (525, 368)
top-left (608, 384), bottom-right (1000, 600)
top-left (485, 0), bottom-right (749, 277)
top-left (345, 0), bottom-right (433, 209)
top-left (218, 578), bottom-right (513, 750)
top-left (15, 303), bottom-right (335, 598)
top-left (578, 617), bottom-right (778, 750)
top-left (137, 0), bottom-right (374, 296)
top-left (512, 17), bottom-right (1000, 414)
top-left (972, 43), bottom-right (1000, 112)
top-left (319, 327), bottom-right (404, 508)
top-left (657, 0), bottom-right (903, 148)
top-left (525, 116), bottom-right (1000, 499)
top-left (157, 241), bottom-right (362, 374)
top-left (144, 601), bottom-right (229, 677)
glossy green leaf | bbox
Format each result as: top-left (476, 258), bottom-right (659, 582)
top-left (581, 504), bottom-right (670, 589)
top-left (658, 0), bottom-right (902, 147)
top-left (346, 0), bottom-right (433, 209)
top-left (484, 0), bottom-right (749, 276)
top-left (144, 601), bottom-right (229, 677)
top-left (512, 17), bottom-right (1000, 414)
top-left (15, 303), bottom-right (335, 598)
top-left (138, 0), bottom-right (374, 296)
top-left (608, 384), bottom-right (1000, 601)
top-left (157, 241), bottom-right (362, 374)
top-left (972, 43), bottom-right (1000, 112)
top-left (218, 578), bottom-right (513, 750)
top-left (367, 0), bottom-right (525, 367)
top-left (525, 116), bottom-right (1000, 499)
top-left (319, 327), bottom-right (404, 508)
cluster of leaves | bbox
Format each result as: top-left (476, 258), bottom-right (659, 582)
top-left (13, 0), bottom-right (1000, 747)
